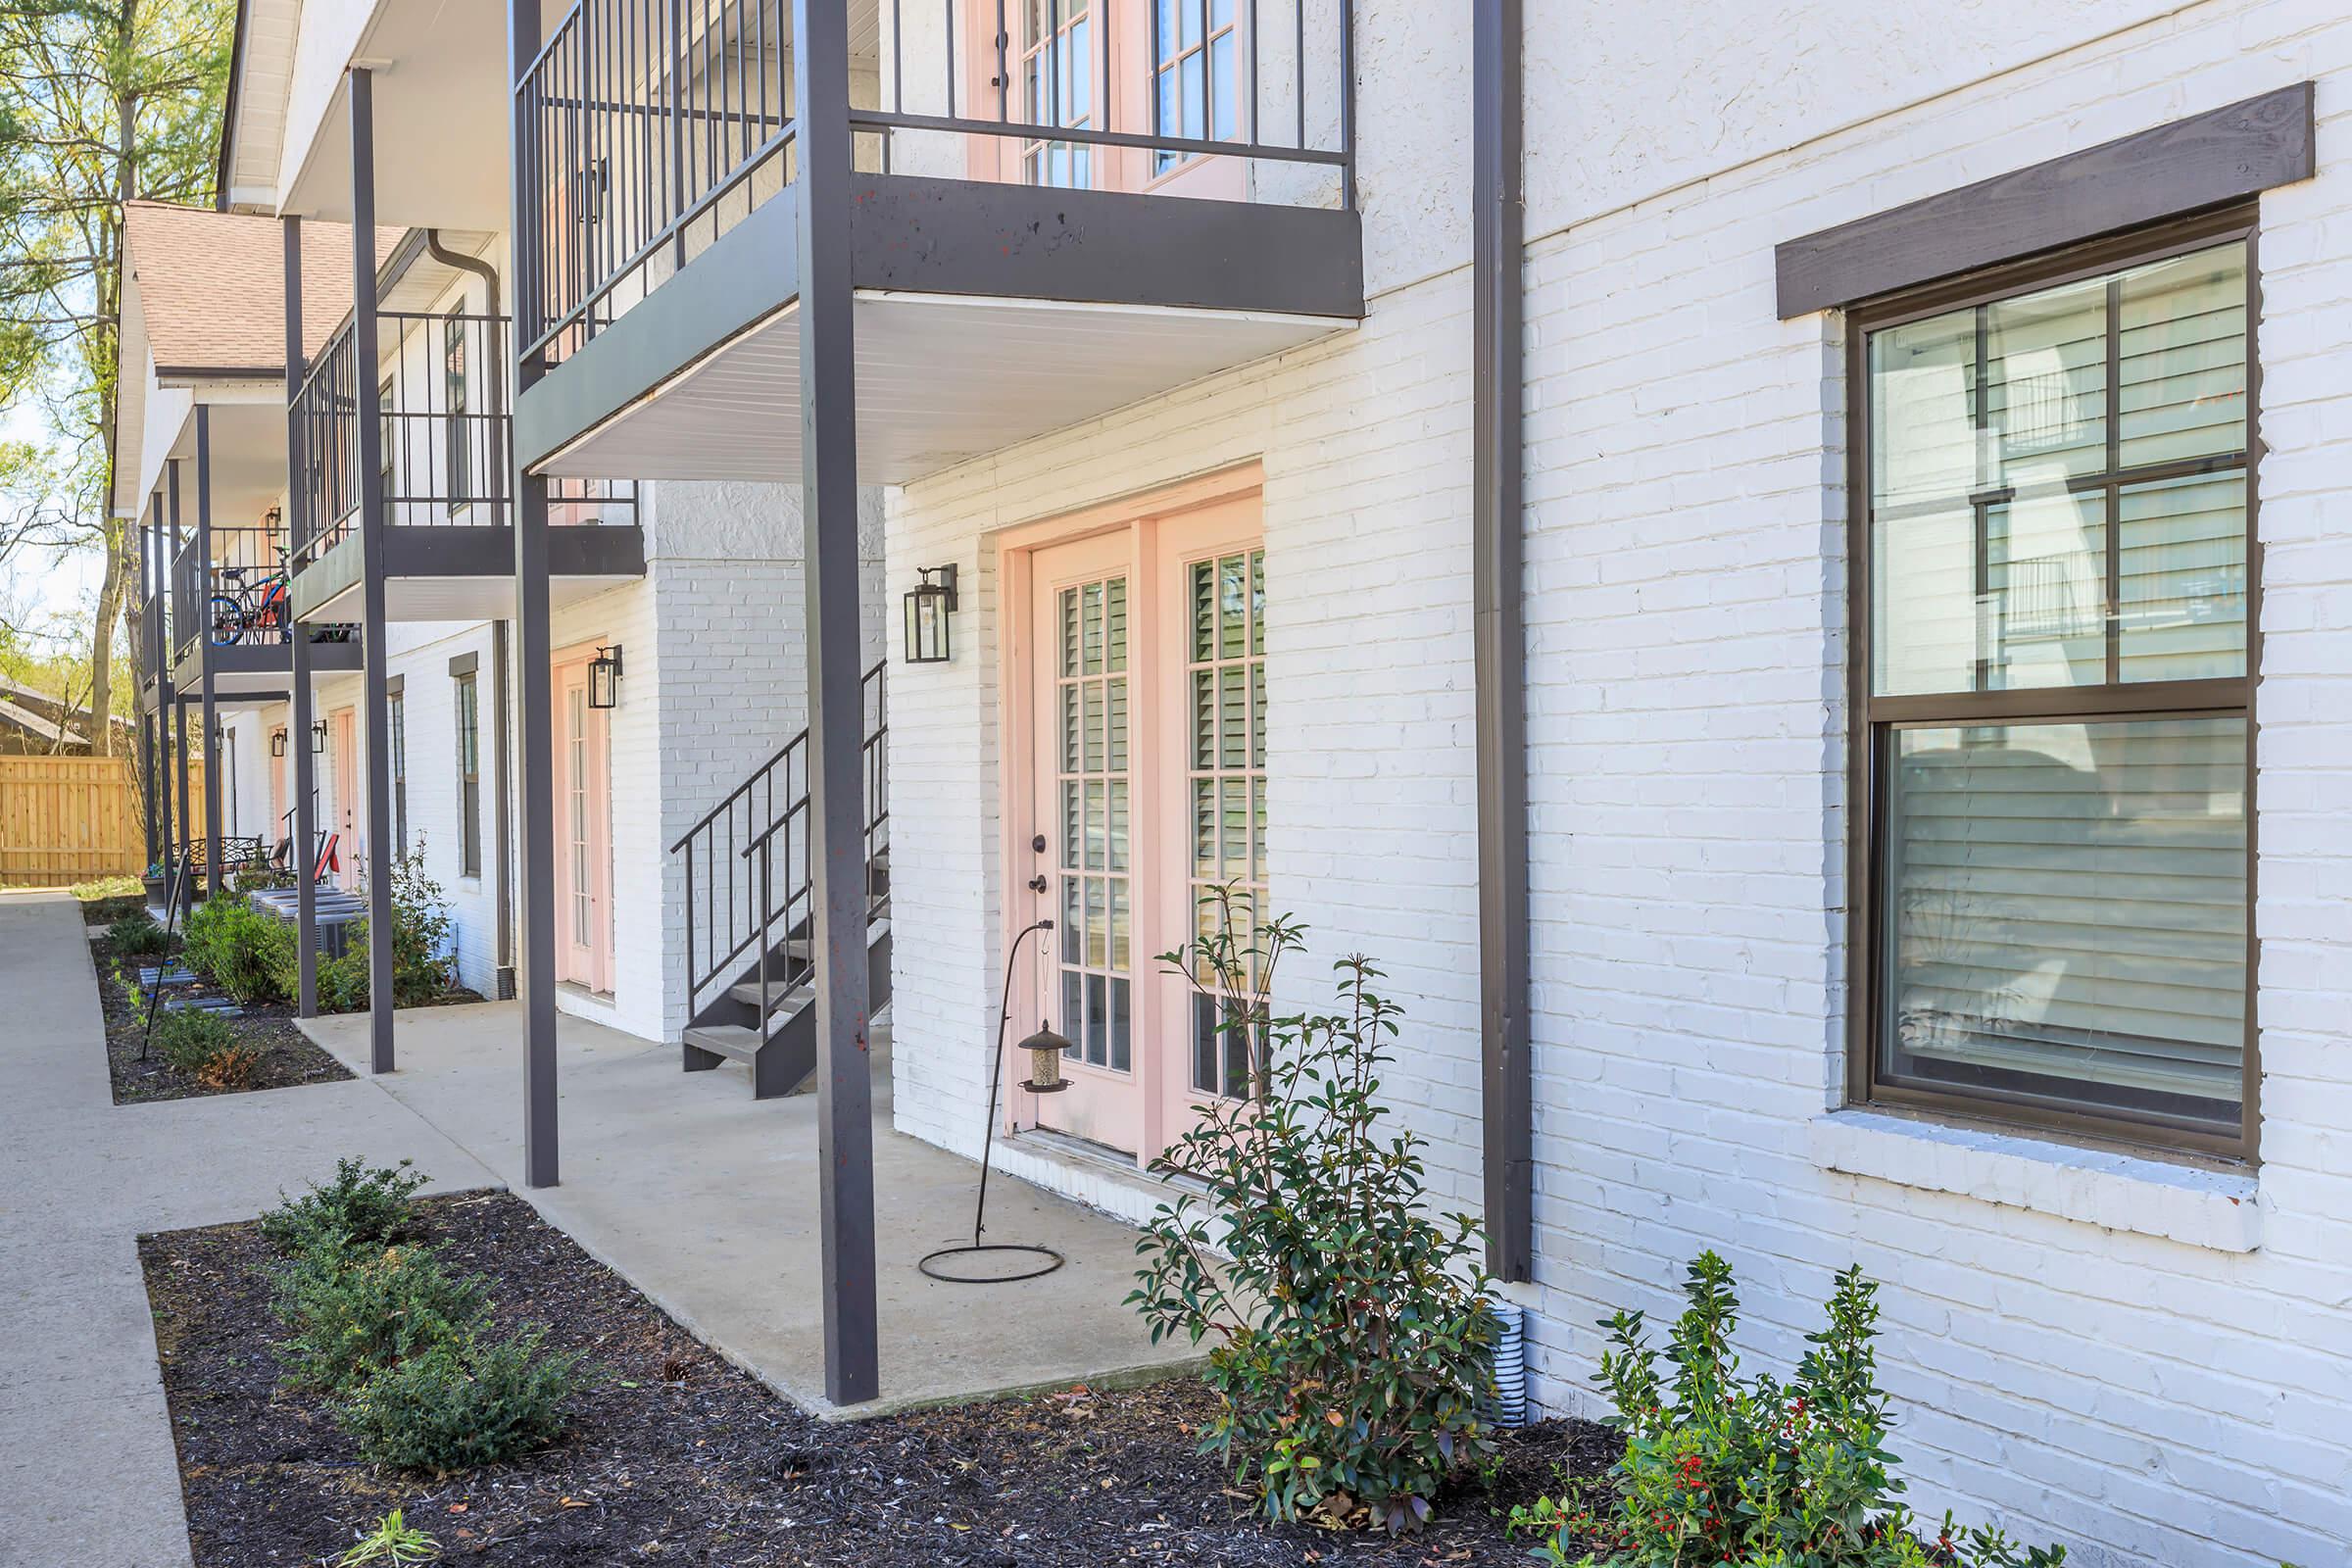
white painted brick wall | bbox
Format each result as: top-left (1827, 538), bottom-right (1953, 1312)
top-left (881, 5), bottom-right (2352, 1566)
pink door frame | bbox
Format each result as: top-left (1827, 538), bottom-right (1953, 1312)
top-left (552, 640), bottom-right (614, 994)
top-left (330, 708), bottom-right (360, 891)
top-left (997, 463), bottom-right (1264, 1166)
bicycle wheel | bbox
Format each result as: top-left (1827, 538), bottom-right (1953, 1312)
top-left (208, 594), bottom-right (246, 647)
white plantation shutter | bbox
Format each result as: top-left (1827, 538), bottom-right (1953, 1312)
top-left (1883, 718), bottom-right (2246, 1116)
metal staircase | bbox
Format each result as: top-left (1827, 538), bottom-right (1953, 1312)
top-left (669, 662), bottom-right (889, 1098)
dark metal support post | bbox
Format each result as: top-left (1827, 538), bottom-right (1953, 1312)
top-left (196, 408), bottom-right (223, 900)
top-left (150, 505), bottom-right (173, 875)
top-left (170, 461), bottom-right (192, 883)
top-left (795, 0), bottom-right (880, 1407)
top-left (1472, 0), bottom-right (1531, 1283)
top-left (350, 68), bottom-right (397, 1075)
top-left (509, 0), bottom-right (561, 1188)
top-left (285, 216), bottom-right (320, 1018)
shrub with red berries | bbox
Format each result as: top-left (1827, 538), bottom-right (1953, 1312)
top-left (1509, 1253), bottom-right (2065, 1567)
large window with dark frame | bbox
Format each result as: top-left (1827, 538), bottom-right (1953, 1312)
top-left (1852, 211), bottom-right (2255, 1158)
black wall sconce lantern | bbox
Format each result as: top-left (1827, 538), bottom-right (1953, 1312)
top-left (270, 728), bottom-right (288, 759)
top-left (903, 564), bottom-right (958, 664)
top-left (588, 644), bottom-right (624, 710)
top-left (311, 719), bottom-right (327, 754)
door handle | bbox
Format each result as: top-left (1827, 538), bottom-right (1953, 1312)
top-left (1027, 874), bottom-right (1050, 895)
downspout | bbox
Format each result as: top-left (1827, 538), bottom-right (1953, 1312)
top-left (1473, 0), bottom-right (1532, 1283)
top-left (426, 229), bottom-right (516, 997)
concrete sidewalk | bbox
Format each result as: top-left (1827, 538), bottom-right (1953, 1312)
top-left (296, 1001), bottom-right (1200, 1416)
top-left (0, 891), bottom-right (500, 1568)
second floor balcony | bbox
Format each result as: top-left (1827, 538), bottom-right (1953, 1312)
top-left (288, 298), bottom-right (644, 623)
top-left (511, 0), bottom-right (1365, 483)
top-left (171, 518), bottom-right (365, 696)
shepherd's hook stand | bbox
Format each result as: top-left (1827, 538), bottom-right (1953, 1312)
top-left (919, 917), bottom-right (1068, 1285)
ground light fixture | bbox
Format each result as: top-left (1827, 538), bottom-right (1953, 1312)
top-left (903, 564), bottom-right (957, 664)
top-left (588, 644), bottom-right (624, 710)
top-left (918, 916), bottom-right (1068, 1285)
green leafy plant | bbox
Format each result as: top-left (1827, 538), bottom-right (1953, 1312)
top-left (334, 1509), bottom-right (440, 1566)
top-left (1512, 1254), bottom-right (2065, 1567)
top-left (152, 1006), bottom-right (247, 1084)
top-left (335, 1328), bottom-right (581, 1472)
top-left (1128, 890), bottom-right (1497, 1533)
top-left (298, 849), bottom-right (458, 1013)
top-left (180, 892), bottom-right (291, 1005)
top-left (259, 1157), bottom-right (430, 1256)
top-left (270, 1240), bottom-right (490, 1395)
top-left (107, 911), bottom-right (170, 956)
top-left (230, 862), bottom-right (287, 895)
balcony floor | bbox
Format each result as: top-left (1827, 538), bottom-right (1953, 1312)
top-left (539, 290), bottom-right (1348, 485)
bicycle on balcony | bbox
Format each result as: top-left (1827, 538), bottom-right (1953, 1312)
top-left (207, 555), bottom-right (291, 647)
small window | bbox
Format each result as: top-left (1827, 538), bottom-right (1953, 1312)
top-left (389, 689), bottom-right (408, 856)
top-left (1021, 0), bottom-right (1094, 188)
top-left (1151, 0), bottom-right (1237, 173)
top-left (455, 671), bottom-right (481, 879)
top-left (1851, 213), bottom-right (2255, 1158)
top-left (444, 310), bottom-right (470, 514)
top-left (378, 374), bottom-right (397, 526)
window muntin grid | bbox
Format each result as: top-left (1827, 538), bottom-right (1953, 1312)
top-left (1186, 548), bottom-right (1264, 1099)
top-left (1055, 573), bottom-right (1131, 1072)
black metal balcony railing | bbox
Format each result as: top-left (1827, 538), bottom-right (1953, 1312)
top-left (515, 0), bottom-right (1356, 364)
top-left (672, 662), bottom-right (887, 1018)
top-left (290, 307), bottom-right (637, 570)
top-left (171, 525), bottom-right (291, 653)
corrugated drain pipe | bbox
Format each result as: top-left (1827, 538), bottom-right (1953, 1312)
top-left (426, 230), bottom-right (516, 997)
top-left (1472, 0), bottom-right (1532, 1283)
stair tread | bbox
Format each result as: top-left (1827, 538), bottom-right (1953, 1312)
top-left (682, 1024), bottom-right (763, 1061)
top-left (727, 980), bottom-right (814, 1012)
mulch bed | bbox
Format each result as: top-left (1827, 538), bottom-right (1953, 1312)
top-left (142, 1191), bottom-right (1617, 1567)
top-left (93, 935), bottom-right (354, 1103)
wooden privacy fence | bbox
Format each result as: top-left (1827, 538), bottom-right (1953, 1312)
top-left (0, 755), bottom-right (204, 888)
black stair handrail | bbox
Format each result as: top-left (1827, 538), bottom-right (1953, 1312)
top-left (671, 662), bottom-right (886, 1015)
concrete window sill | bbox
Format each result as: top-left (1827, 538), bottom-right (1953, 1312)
top-left (1810, 1109), bottom-right (2260, 1252)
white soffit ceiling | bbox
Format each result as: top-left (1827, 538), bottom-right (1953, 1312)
top-left (538, 291), bottom-right (1349, 485)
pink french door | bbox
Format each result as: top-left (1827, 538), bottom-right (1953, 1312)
top-left (960, 0), bottom-right (1248, 201)
top-left (332, 708), bottom-right (359, 892)
top-left (552, 650), bottom-right (614, 993)
top-left (1005, 474), bottom-right (1264, 1165)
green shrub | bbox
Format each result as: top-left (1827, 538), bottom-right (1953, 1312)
top-left (334, 1327), bottom-right (580, 1472)
top-left (1128, 891), bottom-right (1497, 1533)
top-left (260, 1157), bottom-right (431, 1255)
top-left (270, 1240), bottom-right (490, 1395)
top-left (108, 912), bottom-right (170, 956)
top-left (301, 850), bottom-right (458, 1013)
top-left (1512, 1254), bottom-right (2065, 1567)
top-left (230, 862), bottom-right (287, 895)
top-left (180, 892), bottom-right (292, 1005)
top-left (153, 1006), bottom-right (240, 1075)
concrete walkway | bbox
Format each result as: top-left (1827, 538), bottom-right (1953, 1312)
top-left (0, 892), bottom-right (499, 1568)
top-left (295, 1000), bottom-right (1199, 1415)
